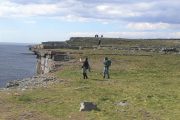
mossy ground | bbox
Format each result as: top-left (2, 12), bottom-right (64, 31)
top-left (0, 49), bottom-right (180, 120)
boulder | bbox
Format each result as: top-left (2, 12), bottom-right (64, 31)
top-left (80, 102), bottom-right (97, 111)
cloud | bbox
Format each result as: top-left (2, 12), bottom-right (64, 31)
top-left (96, 2), bottom-right (155, 18)
top-left (0, 0), bottom-right (180, 25)
top-left (54, 14), bottom-right (90, 22)
top-left (96, 5), bottom-right (141, 17)
top-left (8, 0), bottom-right (62, 4)
top-left (0, 1), bottom-right (62, 17)
top-left (127, 22), bottom-right (171, 30)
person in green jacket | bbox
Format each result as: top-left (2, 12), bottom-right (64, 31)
top-left (103, 57), bottom-right (111, 79)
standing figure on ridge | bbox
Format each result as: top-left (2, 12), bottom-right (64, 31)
top-left (82, 57), bottom-right (90, 79)
top-left (98, 35), bottom-right (103, 46)
top-left (98, 39), bottom-right (101, 46)
top-left (103, 57), bottom-right (111, 79)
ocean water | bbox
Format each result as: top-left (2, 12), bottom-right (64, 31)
top-left (0, 44), bottom-right (37, 87)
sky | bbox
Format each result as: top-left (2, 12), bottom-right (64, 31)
top-left (0, 0), bottom-right (180, 43)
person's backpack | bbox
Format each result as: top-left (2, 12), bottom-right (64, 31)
top-left (107, 60), bottom-right (111, 67)
top-left (83, 61), bottom-right (89, 69)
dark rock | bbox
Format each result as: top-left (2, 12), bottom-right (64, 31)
top-left (162, 47), bottom-right (179, 53)
top-left (80, 102), bottom-right (98, 111)
top-left (6, 81), bottom-right (19, 88)
top-left (43, 77), bottom-right (54, 82)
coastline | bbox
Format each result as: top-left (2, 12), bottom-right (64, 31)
top-left (0, 43), bottom-right (70, 90)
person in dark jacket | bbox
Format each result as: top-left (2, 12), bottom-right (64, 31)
top-left (82, 57), bottom-right (90, 79)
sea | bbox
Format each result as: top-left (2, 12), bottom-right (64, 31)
top-left (0, 43), bottom-right (37, 87)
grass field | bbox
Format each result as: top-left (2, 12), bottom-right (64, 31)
top-left (0, 49), bottom-right (180, 120)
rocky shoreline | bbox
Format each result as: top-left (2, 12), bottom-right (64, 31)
top-left (0, 56), bottom-right (75, 92)
top-left (2, 74), bottom-right (64, 91)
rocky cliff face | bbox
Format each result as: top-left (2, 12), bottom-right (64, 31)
top-left (32, 50), bottom-right (70, 74)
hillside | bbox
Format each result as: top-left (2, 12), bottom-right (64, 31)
top-left (37, 37), bottom-right (180, 50)
top-left (67, 37), bottom-right (180, 48)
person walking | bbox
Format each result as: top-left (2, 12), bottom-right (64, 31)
top-left (103, 57), bottom-right (111, 79)
top-left (82, 57), bottom-right (90, 79)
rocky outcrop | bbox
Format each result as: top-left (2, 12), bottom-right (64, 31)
top-left (35, 50), bottom-right (70, 74)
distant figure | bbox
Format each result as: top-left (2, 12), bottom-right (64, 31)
top-left (103, 57), bottom-right (111, 79)
top-left (98, 39), bottom-right (101, 46)
top-left (82, 58), bottom-right (90, 79)
top-left (95, 34), bottom-right (99, 38)
top-left (97, 35), bottom-right (103, 46)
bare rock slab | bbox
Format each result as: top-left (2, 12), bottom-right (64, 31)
top-left (80, 102), bottom-right (98, 111)
top-left (115, 100), bottom-right (129, 106)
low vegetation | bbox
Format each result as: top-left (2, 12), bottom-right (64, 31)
top-left (0, 48), bottom-right (180, 120)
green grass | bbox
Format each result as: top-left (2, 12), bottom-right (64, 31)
top-left (0, 49), bottom-right (180, 119)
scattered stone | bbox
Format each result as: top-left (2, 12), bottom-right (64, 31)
top-left (116, 100), bottom-right (129, 106)
top-left (4, 75), bottom-right (63, 90)
top-left (161, 47), bottom-right (179, 53)
top-left (43, 77), bottom-right (54, 82)
top-left (80, 102), bottom-right (98, 111)
top-left (33, 76), bottom-right (38, 78)
top-left (6, 81), bottom-right (19, 88)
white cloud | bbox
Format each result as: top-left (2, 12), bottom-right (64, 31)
top-left (57, 14), bottom-right (90, 22)
top-left (133, 2), bottom-right (154, 11)
top-left (0, 1), bottom-right (60, 17)
top-left (96, 4), bottom-right (141, 17)
top-left (0, 0), bottom-right (180, 25)
top-left (171, 32), bottom-right (180, 38)
top-left (127, 22), bottom-right (171, 30)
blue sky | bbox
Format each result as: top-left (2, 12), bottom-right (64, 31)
top-left (0, 0), bottom-right (180, 43)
